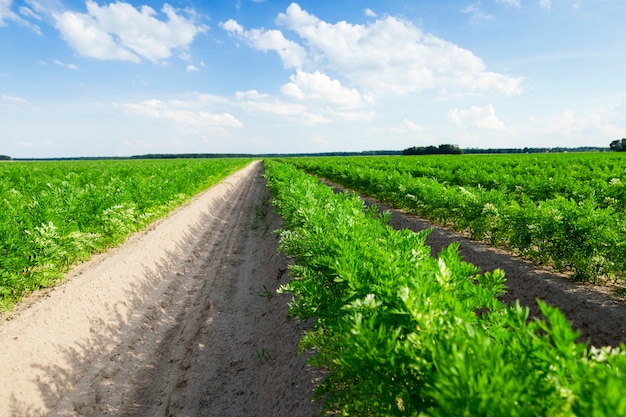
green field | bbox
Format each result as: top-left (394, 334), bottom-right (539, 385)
top-left (284, 152), bottom-right (626, 283)
top-left (0, 158), bottom-right (252, 310)
top-left (265, 158), bottom-right (626, 416)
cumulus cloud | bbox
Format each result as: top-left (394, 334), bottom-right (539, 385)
top-left (280, 70), bottom-right (364, 108)
top-left (186, 64), bottom-right (199, 73)
top-left (121, 97), bottom-right (242, 135)
top-left (448, 104), bottom-right (506, 130)
top-left (235, 86), bottom-right (375, 125)
top-left (364, 8), bottom-right (377, 18)
top-left (221, 4), bottom-right (521, 98)
top-left (272, 3), bottom-right (521, 97)
top-left (531, 99), bottom-right (626, 140)
top-left (235, 89), bottom-right (329, 125)
top-left (220, 18), bottom-right (307, 69)
top-left (54, 1), bottom-right (207, 62)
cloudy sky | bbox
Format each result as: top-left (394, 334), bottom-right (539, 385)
top-left (1, 0), bottom-right (625, 157)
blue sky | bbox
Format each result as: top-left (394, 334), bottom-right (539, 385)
top-left (1, 0), bottom-right (625, 157)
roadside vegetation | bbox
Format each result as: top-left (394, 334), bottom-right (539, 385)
top-left (264, 159), bottom-right (626, 416)
top-left (0, 158), bottom-right (251, 310)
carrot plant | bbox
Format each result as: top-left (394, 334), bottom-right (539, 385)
top-left (285, 153), bottom-right (626, 283)
top-left (0, 158), bottom-right (252, 310)
top-left (264, 159), bottom-right (626, 416)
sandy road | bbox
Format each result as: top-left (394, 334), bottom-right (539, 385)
top-left (0, 161), bottom-right (321, 417)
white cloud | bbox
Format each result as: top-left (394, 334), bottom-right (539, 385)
top-left (186, 64), bottom-right (199, 73)
top-left (0, 0), bottom-right (42, 34)
top-left (121, 97), bottom-right (242, 135)
top-left (221, 4), bottom-right (521, 98)
top-left (403, 119), bottom-right (424, 132)
top-left (0, 0), bottom-right (13, 23)
top-left (530, 99), bottom-right (626, 141)
top-left (448, 104), bottom-right (506, 130)
top-left (388, 118), bottom-right (425, 134)
top-left (54, 1), bottom-right (207, 63)
top-left (462, 3), bottom-right (494, 23)
top-left (1, 94), bottom-right (28, 104)
top-left (220, 19), bottom-right (307, 69)
top-left (53, 59), bottom-right (78, 70)
top-left (280, 70), bottom-right (364, 108)
top-left (273, 3), bottom-right (520, 97)
top-left (19, 6), bottom-right (41, 20)
top-left (235, 86), bottom-right (375, 125)
top-left (220, 18), bottom-right (243, 34)
top-left (235, 89), bottom-right (328, 124)
top-left (1, 94), bottom-right (29, 109)
top-left (364, 8), bottom-right (377, 18)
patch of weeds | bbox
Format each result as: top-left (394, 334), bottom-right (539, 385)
top-left (256, 284), bottom-right (274, 299)
top-left (256, 348), bottom-right (274, 364)
top-left (614, 287), bottom-right (626, 298)
top-left (251, 196), bottom-right (270, 232)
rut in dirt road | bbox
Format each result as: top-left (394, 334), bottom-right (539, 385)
top-left (0, 161), bottom-right (322, 417)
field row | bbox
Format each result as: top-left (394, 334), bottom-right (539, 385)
top-left (264, 159), bottom-right (626, 416)
top-left (285, 153), bottom-right (626, 283)
top-left (0, 158), bottom-right (251, 310)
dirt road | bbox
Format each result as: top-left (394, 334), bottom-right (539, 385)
top-left (0, 161), bottom-right (322, 417)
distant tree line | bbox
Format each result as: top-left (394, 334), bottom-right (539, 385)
top-left (131, 150), bottom-right (403, 159)
top-left (403, 144), bottom-right (463, 155)
top-left (463, 146), bottom-right (610, 154)
top-left (13, 151), bottom-right (403, 161)
top-left (11, 143), bottom-right (620, 162)
top-left (610, 139), bottom-right (626, 152)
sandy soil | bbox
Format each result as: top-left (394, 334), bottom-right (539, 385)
top-left (2, 162), bottom-right (626, 417)
top-left (0, 161), bottom-right (322, 417)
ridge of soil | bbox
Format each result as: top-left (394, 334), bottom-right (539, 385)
top-left (0, 161), bottom-right (322, 417)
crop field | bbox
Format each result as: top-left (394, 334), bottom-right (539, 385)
top-left (284, 152), bottom-right (626, 283)
top-left (264, 158), bottom-right (626, 416)
top-left (0, 158), bottom-right (251, 310)
top-left (2, 154), bottom-right (626, 415)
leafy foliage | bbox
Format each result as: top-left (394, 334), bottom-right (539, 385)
top-left (286, 153), bottom-right (626, 283)
top-left (264, 159), bottom-right (626, 417)
top-left (0, 158), bottom-right (251, 310)
top-left (403, 144), bottom-right (463, 155)
top-left (610, 139), bottom-right (626, 152)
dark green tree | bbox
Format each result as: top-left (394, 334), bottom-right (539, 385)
top-left (403, 144), bottom-right (462, 155)
top-left (609, 139), bottom-right (626, 152)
